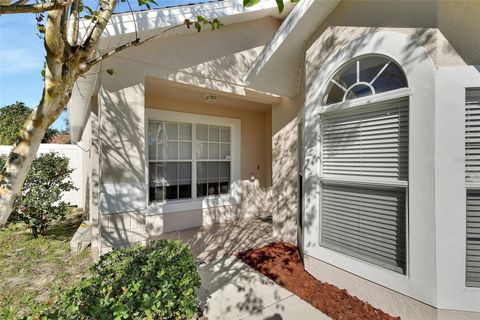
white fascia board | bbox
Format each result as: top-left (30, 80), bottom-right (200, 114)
top-left (244, 0), bottom-right (340, 97)
top-left (79, 0), bottom-right (293, 51)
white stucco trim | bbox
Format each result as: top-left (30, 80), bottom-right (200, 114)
top-left (303, 31), bottom-right (437, 305)
top-left (318, 87), bottom-right (412, 114)
top-left (435, 65), bottom-right (480, 312)
top-left (144, 108), bottom-right (242, 215)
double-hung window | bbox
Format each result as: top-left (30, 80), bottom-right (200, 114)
top-left (148, 119), bottom-right (232, 203)
top-left (319, 56), bottom-right (409, 274)
top-left (465, 88), bottom-right (480, 287)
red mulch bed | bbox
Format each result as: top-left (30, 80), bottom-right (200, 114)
top-left (236, 242), bottom-right (400, 320)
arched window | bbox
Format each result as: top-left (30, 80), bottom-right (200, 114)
top-left (319, 55), bottom-right (409, 274)
top-left (323, 55), bottom-right (408, 105)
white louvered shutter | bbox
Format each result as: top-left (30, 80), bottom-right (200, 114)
top-left (320, 98), bottom-right (408, 274)
top-left (466, 88), bottom-right (480, 287)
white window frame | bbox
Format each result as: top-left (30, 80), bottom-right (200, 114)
top-left (145, 108), bottom-right (241, 214)
top-left (318, 86), bottom-right (411, 275)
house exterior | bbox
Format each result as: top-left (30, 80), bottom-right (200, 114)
top-left (68, 0), bottom-right (480, 319)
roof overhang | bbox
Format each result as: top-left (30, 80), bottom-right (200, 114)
top-left (80, 0), bottom-right (294, 52)
top-left (69, 0), bottom-right (294, 142)
top-left (244, 0), bottom-right (340, 97)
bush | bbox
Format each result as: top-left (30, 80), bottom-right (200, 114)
top-left (36, 240), bottom-right (201, 320)
top-left (0, 102), bottom-right (31, 145)
top-left (0, 152), bottom-right (76, 236)
top-left (0, 102), bottom-right (61, 145)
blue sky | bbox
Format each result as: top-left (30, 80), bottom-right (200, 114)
top-left (0, 0), bottom-right (212, 131)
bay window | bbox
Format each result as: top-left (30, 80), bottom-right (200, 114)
top-left (319, 55), bottom-right (409, 274)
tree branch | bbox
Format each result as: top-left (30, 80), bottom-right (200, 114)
top-left (0, 0), bottom-right (69, 14)
top-left (67, 0), bottom-right (79, 46)
top-left (82, 0), bottom-right (118, 58)
top-left (87, 38), bottom-right (140, 66)
top-left (11, 0), bottom-right (29, 5)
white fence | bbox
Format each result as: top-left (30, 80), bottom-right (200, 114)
top-left (0, 144), bottom-right (85, 207)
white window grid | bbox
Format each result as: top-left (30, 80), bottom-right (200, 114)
top-left (148, 120), bottom-right (232, 203)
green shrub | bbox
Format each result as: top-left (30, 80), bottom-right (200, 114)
top-left (36, 240), bottom-right (201, 320)
top-left (0, 102), bottom-right (60, 145)
top-left (0, 152), bottom-right (77, 236)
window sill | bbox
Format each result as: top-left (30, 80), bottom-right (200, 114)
top-left (146, 193), bottom-right (240, 215)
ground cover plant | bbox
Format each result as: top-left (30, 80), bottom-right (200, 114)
top-left (237, 242), bottom-right (401, 320)
top-left (36, 239), bottom-right (201, 320)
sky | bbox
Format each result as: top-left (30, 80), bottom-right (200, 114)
top-left (0, 0), bottom-right (213, 131)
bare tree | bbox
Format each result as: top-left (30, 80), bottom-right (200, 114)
top-left (0, 0), bottom-right (288, 226)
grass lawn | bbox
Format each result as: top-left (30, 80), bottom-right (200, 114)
top-left (0, 210), bottom-right (93, 319)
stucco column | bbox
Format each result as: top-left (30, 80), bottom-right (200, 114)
top-left (97, 56), bottom-right (147, 252)
top-left (98, 57), bottom-right (146, 213)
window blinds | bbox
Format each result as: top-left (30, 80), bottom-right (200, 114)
top-left (466, 89), bottom-right (480, 182)
top-left (466, 190), bottom-right (480, 287)
top-left (321, 184), bottom-right (407, 273)
top-left (320, 98), bottom-right (408, 274)
top-left (466, 88), bottom-right (480, 287)
top-left (321, 99), bottom-right (409, 181)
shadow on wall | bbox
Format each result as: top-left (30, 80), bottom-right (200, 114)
top-left (203, 179), bottom-right (272, 226)
top-left (98, 81), bottom-right (148, 252)
top-left (303, 28), bottom-right (435, 242)
top-left (306, 27), bottom-right (447, 82)
top-left (108, 12), bottom-right (278, 92)
top-left (272, 117), bottom-right (299, 244)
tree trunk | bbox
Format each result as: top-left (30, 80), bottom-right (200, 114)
top-left (0, 93), bottom-right (71, 226)
top-left (0, 0), bottom-right (121, 226)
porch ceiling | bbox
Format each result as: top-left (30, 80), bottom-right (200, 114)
top-left (145, 76), bottom-right (273, 112)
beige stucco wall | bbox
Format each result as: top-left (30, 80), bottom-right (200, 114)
top-left (114, 16), bottom-right (281, 99)
top-left (305, 0), bottom-right (480, 74)
top-left (96, 62), bottom-right (276, 253)
top-left (270, 68), bottom-right (305, 243)
top-left (437, 1), bottom-right (480, 65)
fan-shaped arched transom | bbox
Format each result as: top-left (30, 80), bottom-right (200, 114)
top-left (323, 55), bottom-right (408, 105)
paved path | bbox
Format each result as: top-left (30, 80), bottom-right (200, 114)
top-left (158, 217), bottom-right (331, 319)
top-left (196, 256), bottom-right (331, 320)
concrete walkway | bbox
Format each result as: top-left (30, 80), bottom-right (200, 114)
top-left (156, 216), bottom-right (331, 320)
top-left (196, 256), bottom-right (331, 320)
